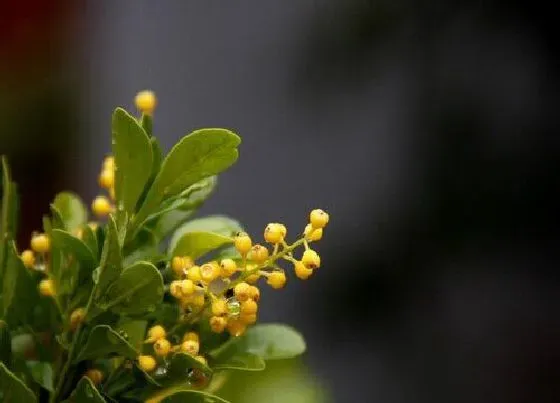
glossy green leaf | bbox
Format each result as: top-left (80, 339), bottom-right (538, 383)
top-left (169, 215), bottom-right (242, 249)
top-left (81, 225), bottom-right (99, 261)
top-left (52, 192), bottom-right (88, 232)
top-left (213, 352), bottom-right (265, 372)
top-left (0, 321), bottom-right (11, 366)
top-left (97, 262), bottom-right (164, 315)
top-left (115, 319), bottom-right (147, 351)
top-left (161, 390), bottom-right (231, 403)
top-left (170, 231), bottom-right (233, 260)
top-left (242, 324), bottom-right (306, 360)
top-left (2, 242), bottom-right (39, 327)
top-left (51, 229), bottom-right (96, 271)
top-left (135, 128), bottom-right (240, 225)
top-left (1, 157), bottom-right (18, 287)
top-left (63, 376), bottom-right (106, 402)
top-left (112, 107), bottom-right (153, 215)
top-left (49, 205), bottom-right (65, 230)
top-left (0, 362), bottom-right (37, 402)
top-left (26, 361), bottom-right (54, 391)
top-left (94, 216), bottom-right (122, 297)
top-left (167, 352), bottom-right (211, 378)
top-left (75, 325), bottom-right (138, 362)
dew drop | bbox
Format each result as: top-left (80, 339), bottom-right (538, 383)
top-left (226, 297), bottom-right (241, 318)
top-left (153, 365), bottom-right (168, 380)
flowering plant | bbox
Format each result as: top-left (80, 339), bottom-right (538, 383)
top-left (0, 91), bottom-right (329, 402)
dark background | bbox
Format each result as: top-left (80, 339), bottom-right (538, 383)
top-left (1, 1), bottom-right (558, 402)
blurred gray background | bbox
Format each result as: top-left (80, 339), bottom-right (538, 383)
top-left (2, 1), bottom-right (559, 402)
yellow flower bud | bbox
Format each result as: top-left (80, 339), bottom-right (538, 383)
top-left (249, 244), bottom-right (269, 264)
top-left (302, 249), bottom-right (321, 269)
top-left (267, 271), bottom-right (286, 289)
top-left (153, 339), bottom-right (171, 357)
top-left (181, 340), bottom-right (200, 356)
top-left (219, 258), bottom-right (237, 277)
top-left (134, 90), bottom-right (157, 115)
top-left (39, 279), bottom-right (55, 297)
top-left (234, 232), bottom-right (252, 255)
top-left (304, 223), bottom-right (323, 241)
top-left (234, 282), bottom-right (251, 302)
top-left (183, 332), bottom-right (199, 343)
top-left (309, 209), bottom-right (329, 229)
top-left (85, 369), bottom-right (104, 385)
top-left (92, 195), bottom-right (112, 218)
top-left (138, 355), bottom-right (157, 372)
top-left (209, 316), bottom-right (228, 333)
top-left (21, 250), bottom-right (35, 269)
top-left (31, 234), bottom-right (50, 253)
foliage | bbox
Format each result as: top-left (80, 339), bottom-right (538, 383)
top-left (0, 92), bottom-right (329, 402)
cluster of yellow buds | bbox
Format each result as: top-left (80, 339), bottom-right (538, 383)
top-left (139, 326), bottom-right (206, 372)
top-left (19, 233), bottom-right (57, 297)
top-left (92, 156), bottom-right (115, 218)
top-left (166, 208), bottom-right (329, 338)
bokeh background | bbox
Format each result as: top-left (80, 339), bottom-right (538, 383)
top-left (1, 1), bottom-right (559, 402)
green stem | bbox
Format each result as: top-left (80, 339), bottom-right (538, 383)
top-left (50, 286), bottom-right (96, 403)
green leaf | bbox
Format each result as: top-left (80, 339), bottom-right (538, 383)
top-left (0, 321), bottom-right (11, 366)
top-left (75, 325), bottom-right (138, 362)
top-left (141, 113), bottom-right (153, 137)
top-left (242, 324), bottom-right (306, 360)
top-left (26, 361), bottom-right (54, 392)
top-left (81, 225), bottom-right (99, 261)
top-left (50, 205), bottom-right (66, 230)
top-left (213, 352), bottom-right (265, 372)
top-left (63, 377), bottom-right (106, 402)
top-left (115, 319), bottom-right (147, 351)
top-left (52, 192), bottom-right (88, 232)
top-left (112, 107), bottom-right (153, 215)
top-left (1, 157), bottom-right (18, 287)
top-left (161, 390), bottom-right (231, 403)
top-left (169, 215), bottom-right (242, 246)
top-left (167, 352), bottom-right (211, 378)
top-left (2, 242), bottom-right (40, 327)
top-left (135, 128), bottom-right (240, 226)
top-left (170, 231), bottom-right (233, 260)
top-left (94, 216), bottom-right (122, 297)
top-left (0, 362), bottom-right (37, 402)
top-left (97, 262), bottom-right (164, 315)
top-left (51, 229), bottom-right (96, 272)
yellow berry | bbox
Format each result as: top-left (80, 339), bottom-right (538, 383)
top-left (21, 250), bottom-right (35, 269)
top-left (138, 355), bottom-right (157, 372)
top-left (180, 279), bottom-right (195, 295)
top-left (171, 256), bottom-right (185, 276)
top-left (98, 169), bottom-right (114, 189)
top-left (153, 339), bottom-right (171, 357)
top-left (211, 299), bottom-right (228, 316)
top-left (103, 156), bottom-right (115, 170)
top-left (245, 273), bottom-right (261, 284)
top-left (39, 279), bottom-right (55, 297)
top-left (239, 313), bottom-right (257, 325)
top-left (85, 369), bottom-right (104, 385)
top-left (267, 271), bottom-right (286, 289)
top-left (227, 320), bottom-right (247, 337)
top-left (146, 325), bottom-right (166, 343)
top-left (304, 223), bottom-right (323, 241)
top-left (209, 316), bottom-right (227, 333)
top-left (181, 340), bottom-right (200, 356)
top-left (200, 263), bottom-right (220, 283)
top-left (188, 294), bottom-right (205, 308)
top-left (135, 90), bottom-right (157, 115)
top-left (92, 196), bottom-right (112, 218)
top-left (310, 209), bottom-right (329, 229)
top-left (234, 282), bottom-right (251, 302)
top-left (234, 232), bottom-right (252, 255)
top-left (70, 308), bottom-right (86, 331)
top-left (195, 355), bottom-right (207, 365)
top-left (31, 234), bottom-right (50, 253)
top-left (183, 332), bottom-right (199, 343)
top-left (182, 256), bottom-right (194, 270)
top-left (264, 223), bottom-right (287, 244)
top-left (187, 265), bottom-right (202, 282)
top-left (294, 260), bottom-right (313, 280)
top-left (219, 258), bottom-right (237, 277)
top-left (169, 280), bottom-right (183, 298)
top-left (249, 244), bottom-right (269, 264)
top-left (240, 299), bottom-right (258, 315)
top-left (248, 285), bottom-right (260, 302)
top-left (302, 249), bottom-right (321, 269)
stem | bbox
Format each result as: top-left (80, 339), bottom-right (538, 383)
top-left (50, 286), bottom-right (96, 403)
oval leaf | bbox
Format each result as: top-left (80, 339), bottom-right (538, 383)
top-left (75, 325), bottom-right (138, 363)
top-left (97, 262), bottom-right (164, 315)
top-left (51, 229), bottom-right (97, 270)
top-left (63, 377), bottom-right (105, 402)
top-left (0, 362), bottom-right (37, 402)
top-left (26, 361), bottom-right (54, 392)
top-left (52, 192), bottom-right (88, 231)
top-left (112, 107), bottom-right (154, 215)
top-left (94, 216), bottom-right (123, 298)
top-left (213, 352), bottom-right (265, 372)
top-left (136, 128), bottom-right (240, 223)
top-left (242, 324), bottom-right (306, 360)
top-left (169, 215), bottom-right (242, 251)
top-left (170, 231), bottom-right (233, 260)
